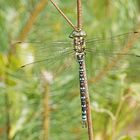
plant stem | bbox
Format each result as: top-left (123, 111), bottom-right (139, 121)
top-left (50, 0), bottom-right (76, 30)
top-left (77, 1), bottom-right (94, 139)
top-left (41, 71), bottom-right (53, 139)
top-left (83, 59), bottom-right (94, 140)
top-left (18, 0), bottom-right (49, 41)
top-left (4, 92), bottom-right (10, 140)
top-left (42, 81), bottom-right (50, 140)
top-left (90, 30), bottom-right (140, 83)
top-left (77, 0), bottom-right (82, 29)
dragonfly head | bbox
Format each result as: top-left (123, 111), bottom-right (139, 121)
top-left (69, 30), bottom-right (87, 39)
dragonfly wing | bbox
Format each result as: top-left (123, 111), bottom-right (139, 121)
top-left (86, 31), bottom-right (140, 53)
top-left (12, 40), bottom-right (76, 79)
top-left (85, 31), bottom-right (140, 81)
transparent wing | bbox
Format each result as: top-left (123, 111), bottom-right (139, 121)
top-left (13, 31), bottom-right (140, 81)
top-left (86, 31), bottom-right (140, 52)
top-left (13, 39), bottom-right (76, 80)
top-left (15, 39), bottom-right (73, 65)
top-left (85, 31), bottom-right (140, 82)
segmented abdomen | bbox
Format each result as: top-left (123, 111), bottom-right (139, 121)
top-left (77, 54), bottom-right (87, 128)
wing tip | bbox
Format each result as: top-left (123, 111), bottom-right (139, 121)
top-left (20, 65), bottom-right (26, 68)
top-left (136, 54), bottom-right (140, 57)
top-left (134, 31), bottom-right (140, 34)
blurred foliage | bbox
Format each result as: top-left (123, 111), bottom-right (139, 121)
top-left (0, 0), bottom-right (140, 140)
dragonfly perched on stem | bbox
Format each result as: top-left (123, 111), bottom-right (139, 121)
top-left (14, 1), bottom-right (140, 140)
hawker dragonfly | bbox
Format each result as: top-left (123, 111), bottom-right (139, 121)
top-left (15, 0), bottom-right (140, 130)
top-left (15, 29), bottom-right (140, 127)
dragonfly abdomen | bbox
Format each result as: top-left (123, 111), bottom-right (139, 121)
top-left (77, 54), bottom-right (87, 128)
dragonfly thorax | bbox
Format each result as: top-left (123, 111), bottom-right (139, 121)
top-left (69, 30), bottom-right (86, 53)
top-left (74, 37), bottom-right (85, 53)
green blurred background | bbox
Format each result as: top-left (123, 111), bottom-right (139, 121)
top-left (0, 0), bottom-right (140, 140)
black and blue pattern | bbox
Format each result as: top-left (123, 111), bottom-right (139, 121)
top-left (77, 54), bottom-right (87, 127)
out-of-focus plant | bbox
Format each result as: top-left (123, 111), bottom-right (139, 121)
top-left (0, 0), bottom-right (140, 140)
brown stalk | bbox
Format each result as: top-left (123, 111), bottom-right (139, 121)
top-left (43, 86), bottom-right (50, 140)
top-left (77, 0), bottom-right (94, 140)
top-left (50, 0), bottom-right (94, 139)
top-left (50, 0), bottom-right (77, 30)
top-left (6, 0), bottom-right (49, 139)
top-left (77, 0), bottom-right (82, 29)
top-left (18, 0), bottom-right (48, 41)
top-left (83, 61), bottom-right (94, 140)
top-left (41, 74), bottom-right (51, 140)
top-left (17, 0), bottom-right (50, 139)
top-left (4, 91), bottom-right (10, 140)
top-left (90, 29), bottom-right (140, 83)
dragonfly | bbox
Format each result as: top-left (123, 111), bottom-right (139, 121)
top-left (16, 30), bottom-right (140, 127)
top-left (15, 0), bottom-right (140, 132)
